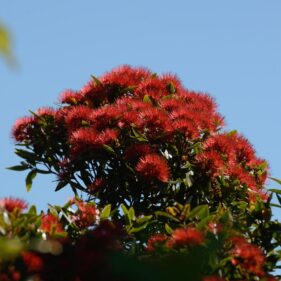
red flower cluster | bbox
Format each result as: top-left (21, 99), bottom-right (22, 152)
top-left (167, 227), bottom-right (204, 248)
top-left (136, 154), bottom-right (170, 182)
top-left (147, 227), bottom-right (204, 251)
top-left (196, 133), bottom-right (268, 200)
top-left (69, 198), bottom-right (99, 228)
top-left (22, 251), bottom-right (44, 273)
top-left (40, 214), bottom-right (65, 236)
top-left (0, 197), bottom-right (28, 213)
top-left (231, 237), bottom-right (265, 276)
top-left (146, 233), bottom-right (167, 251)
top-left (11, 65), bottom-right (269, 205)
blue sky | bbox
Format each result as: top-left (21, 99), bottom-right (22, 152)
top-left (1, 1), bottom-right (281, 212)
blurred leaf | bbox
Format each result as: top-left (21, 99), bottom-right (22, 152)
top-left (130, 222), bottom-right (149, 234)
top-left (91, 75), bottom-right (102, 85)
top-left (128, 207), bottom-right (135, 222)
top-left (15, 149), bottom-right (37, 165)
top-left (121, 203), bottom-right (129, 216)
top-left (25, 169), bottom-right (37, 192)
top-left (100, 204), bottom-right (111, 220)
top-left (0, 238), bottom-right (23, 260)
top-left (270, 203), bottom-right (281, 209)
top-left (143, 95), bottom-right (152, 103)
top-left (0, 25), bottom-right (11, 57)
top-left (270, 177), bottom-right (281, 185)
top-left (28, 205), bottom-right (37, 215)
top-left (6, 164), bottom-right (29, 171)
top-left (155, 211), bottom-right (180, 222)
top-left (103, 144), bottom-right (116, 155)
top-left (188, 205), bottom-right (209, 220)
top-left (167, 82), bottom-right (175, 95)
top-left (55, 181), bottom-right (68, 192)
top-left (136, 215), bottom-right (152, 224)
top-left (165, 223), bottom-right (173, 234)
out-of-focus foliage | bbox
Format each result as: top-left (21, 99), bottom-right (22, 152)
top-left (0, 23), bottom-right (16, 66)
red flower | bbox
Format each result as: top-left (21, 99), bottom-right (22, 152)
top-left (135, 77), bottom-right (171, 100)
top-left (172, 119), bottom-right (200, 139)
top-left (135, 107), bottom-right (171, 139)
top-left (146, 234), bottom-right (167, 251)
top-left (71, 199), bottom-right (98, 228)
top-left (90, 105), bottom-right (121, 131)
top-left (196, 150), bottom-right (225, 177)
top-left (59, 89), bottom-right (83, 105)
top-left (136, 153), bottom-right (170, 182)
top-left (40, 214), bottom-right (65, 235)
top-left (0, 197), bottom-right (28, 213)
top-left (36, 107), bottom-right (56, 118)
top-left (124, 144), bottom-right (153, 160)
top-left (231, 236), bottom-right (265, 276)
top-left (159, 97), bottom-right (183, 112)
top-left (22, 251), bottom-right (44, 272)
top-left (65, 105), bottom-right (93, 132)
top-left (101, 65), bottom-right (152, 87)
top-left (167, 227), bottom-right (204, 248)
top-left (11, 116), bottom-right (36, 142)
top-left (70, 127), bottom-right (118, 155)
top-left (88, 178), bottom-right (106, 193)
top-left (228, 165), bottom-right (258, 190)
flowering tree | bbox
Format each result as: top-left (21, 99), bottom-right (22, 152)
top-left (2, 66), bottom-right (281, 280)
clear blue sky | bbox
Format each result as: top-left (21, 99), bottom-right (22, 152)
top-left (1, 1), bottom-right (281, 212)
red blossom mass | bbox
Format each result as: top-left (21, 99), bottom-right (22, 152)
top-left (70, 198), bottom-right (98, 228)
top-left (11, 65), bottom-right (269, 209)
top-left (231, 237), bottom-right (265, 276)
top-left (22, 251), bottom-right (44, 273)
top-left (136, 153), bottom-right (170, 182)
top-left (40, 214), bottom-right (65, 235)
top-left (167, 227), bottom-right (204, 248)
top-left (0, 197), bottom-right (28, 213)
top-left (146, 234), bottom-right (167, 251)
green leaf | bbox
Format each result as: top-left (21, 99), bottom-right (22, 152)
top-left (121, 203), bottom-right (129, 216)
top-left (270, 203), bottom-right (281, 209)
top-left (129, 222), bottom-right (149, 234)
top-left (28, 205), bottom-right (37, 215)
top-left (270, 177), bottom-right (281, 185)
top-left (0, 25), bottom-right (11, 57)
top-left (15, 149), bottom-right (37, 164)
top-left (167, 82), bottom-right (175, 95)
top-left (47, 204), bottom-right (59, 217)
top-left (128, 207), bottom-right (135, 222)
top-left (55, 181), bottom-right (68, 192)
top-left (91, 75), bottom-right (102, 85)
top-left (197, 215), bottom-right (215, 230)
top-left (25, 169), bottom-right (37, 192)
top-left (6, 164), bottom-right (29, 171)
top-left (165, 223), bottom-right (173, 234)
top-left (227, 130), bottom-right (237, 136)
top-left (143, 95), bottom-right (152, 103)
top-left (268, 189), bottom-right (281, 195)
top-left (131, 127), bottom-right (148, 142)
top-left (103, 144), bottom-right (116, 154)
top-left (100, 204), bottom-right (111, 220)
top-left (136, 215), bottom-right (152, 224)
top-left (154, 211), bottom-right (180, 222)
top-left (187, 205), bottom-right (209, 220)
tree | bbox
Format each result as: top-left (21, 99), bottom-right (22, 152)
top-left (2, 65), bottom-right (281, 280)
